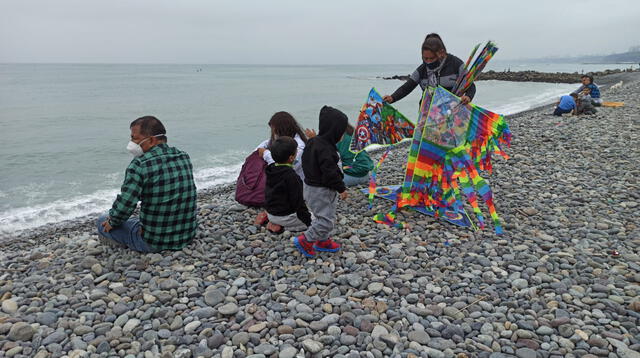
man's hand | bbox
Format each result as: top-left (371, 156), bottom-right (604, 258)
top-left (257, 148), bottom-right (266, 157)
top-left (305, 128), bottom-right (316, 139)
top-left (460, 95), bottom-right (471, 105)
top-left (382, 95), bottom-right (394, 103)
top-left (101, 218), bottom-right (113, 233)
top-left (339, 191), bottom-right (349, 200)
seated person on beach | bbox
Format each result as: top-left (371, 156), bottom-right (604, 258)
top-left (577, 89), bottom-right (597, 115)
top-left (553, 93), bottom-right (578, 116)
top-left (256, 111), bottom-right (307, 179)
top-left (306, 124), bottom-right (374, 186)
top-left (572, 75), bottom-right (602, 106)
top-left (97, 116), bottom-right (197, 252)
top-left (254, 111), bottom-right (308, 226)
top-left (264, 136), bottom-right (311, 233)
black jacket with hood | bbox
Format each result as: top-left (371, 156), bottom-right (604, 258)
top-left (302, 106), bottom-right (348, 193)
top-left (264, 163), bottom-right (311, 225)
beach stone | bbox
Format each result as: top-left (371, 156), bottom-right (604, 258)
top-left (232, 332), bottom-right (250, 346)
top-left (221, 347), bottom-right (234, 358)
top-left (192, 307), bottom-right (216, 319)
top-left (248, 322), bottom-right (267, 333)
top-left (515, 348), bottom-right (536, 358)
top-left (219, 303), bottom-right (239, 315)
top-left (254, 344), bottom-right (277, 355)
top-left (302, 339), bottom-right (323, 353)
top-left (8, 322), bottom-right (36, 341)
top-left (443, 306), bottom-right (464, 320)
top-left (607, 338), bottom-right (640, 358)
top-left (316, 274), bottom-right (333, 285)
top-left (512, 279), bottom-right (528, 290)
top-left (408, 330), bottom-right (429, 344)
top-left (159, 279), bottom-right (179, 290)
top-left (371, 325), bottom-right (388, 339)
top-left (42, 331), bottom-right (67, 345)
top-left (536, 326), bottom-right (553, 335)
top-left (207, 333), bottom-right (226, 349)
top-left (279, 346), bottom-right (297, 358)
top-left (184, 321), bottom-right (201, 334)
top-left (36, 312), bottom-right (58, 326)
top-left (1, 299), bottom-right (17, 314)
top-left (367, 282), bottom-right (384, 294)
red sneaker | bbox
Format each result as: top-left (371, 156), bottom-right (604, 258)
top-left (314, 238), bottom-right (341, 253)
top-left (293, 234), bottom-right (316, 258)
top-left (254, 211), bottom-right (268, 226)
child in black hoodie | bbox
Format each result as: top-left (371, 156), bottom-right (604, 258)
top-left (265, 137), bottom-right (311, 233)
top-left (293, 106), bottom-right (348, 258)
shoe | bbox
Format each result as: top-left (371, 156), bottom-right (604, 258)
top-left (254, 211), bottom-right (268, 226)
top-left (314, 238), bottom-right (341, 253)
top-left (293, 234), bottom-right (316, 258)
top-left (267, 222), bottom-right (283, 234)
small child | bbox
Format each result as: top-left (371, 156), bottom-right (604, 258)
top-left (553, 93), bottom-right (578, 116)
top-left (264, 136), bottom-right (311, 233)
top-left (577, 88), bottom-right (597, 115)
top-left (294, 106), bottom-right (348, 258)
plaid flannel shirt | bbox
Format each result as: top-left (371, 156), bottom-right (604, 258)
top-left (109, 143), bottom-right (197, 250)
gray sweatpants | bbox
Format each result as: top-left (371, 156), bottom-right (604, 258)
top-left (267, 213), bottom-right (308, 232)
top-left (303, 184), bottom-right (338, 242)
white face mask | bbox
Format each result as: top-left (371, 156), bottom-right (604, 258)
top-left (126, 134), bottom-right (165, 157)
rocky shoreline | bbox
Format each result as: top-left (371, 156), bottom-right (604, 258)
top-left (380, 68), bottom-right (639, 84)
top-left (1, 72), bottom-right (639, 358)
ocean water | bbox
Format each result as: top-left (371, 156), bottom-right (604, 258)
top-left (0, 63), bottom-right (626, 236)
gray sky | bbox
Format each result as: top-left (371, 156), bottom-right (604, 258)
top-left (1, 0), bottom-right (639, 64)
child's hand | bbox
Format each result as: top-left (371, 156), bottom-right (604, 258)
top-left (305, 128), bottom-right (317, 139)
top-left (339, 191), bottom-right (349, 200)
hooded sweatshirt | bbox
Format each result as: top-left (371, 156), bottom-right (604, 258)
top-left (264, 163), bottom-right (311, 225)
top-left (302, 106), bottom-right (348, 193)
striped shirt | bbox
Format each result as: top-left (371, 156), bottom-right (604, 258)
top-left (109, 144), bottom-right (197, 250)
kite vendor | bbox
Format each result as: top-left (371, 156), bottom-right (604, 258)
top-left (383, 33), bottom-right (476, 106)
top-left (306, 124), bottom-right (374, 187)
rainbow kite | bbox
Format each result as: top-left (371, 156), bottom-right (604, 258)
top-left (392, 86), bottom-right (511, 233)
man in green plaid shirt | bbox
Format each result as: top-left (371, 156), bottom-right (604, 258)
top-left (96, 116), bottom-right (197, 252)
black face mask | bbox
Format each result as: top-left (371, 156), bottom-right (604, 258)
top-left (425, 60), bottom-right (441, 70)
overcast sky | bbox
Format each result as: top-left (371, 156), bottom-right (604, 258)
top-left (1, 0), bottom-right (639, 64)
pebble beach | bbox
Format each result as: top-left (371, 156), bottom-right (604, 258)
top-left (1, 72), bottom-right (639, 358)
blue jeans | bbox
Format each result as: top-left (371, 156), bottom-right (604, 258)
top-left (96, 213), bottom-right (159, 253)
top-left (343, 174), bottom-right (369, 187)
top-left (553, 107), bottom-right (573, 116)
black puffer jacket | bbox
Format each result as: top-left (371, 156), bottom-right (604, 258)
top-left (265, 164), bottom-right (311, 225)
top-left (302, 106), bottom-right (348, 193)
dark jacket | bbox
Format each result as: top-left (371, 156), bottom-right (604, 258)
top-left (302, 106), bottom-right (348, 193)
top-left (265, 163), bottom-right (311, 225)
top-left (391, 54), bottom-right (476, 103)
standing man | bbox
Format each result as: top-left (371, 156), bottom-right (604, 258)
top-left (97, 116), bottom-right (197, 252)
